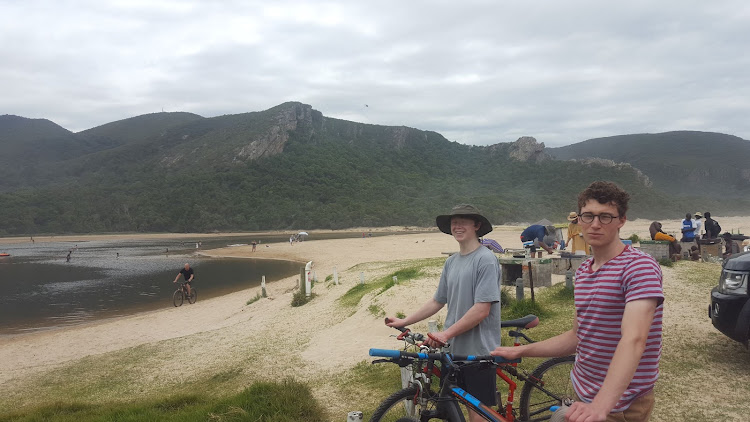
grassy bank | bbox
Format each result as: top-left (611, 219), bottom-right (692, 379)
top-left (0, 379), bottom-right (325, 422)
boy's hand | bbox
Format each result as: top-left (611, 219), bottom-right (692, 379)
top-left (426, 332), bottom-right (448, 348)
top-left (490, 346), bottom-right (523, 360)
top-left (384, 317), bottom-right (406, 328)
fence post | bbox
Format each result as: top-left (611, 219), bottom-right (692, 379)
top-left (346, 411), bottom-right (363, 422)
top-left (359, 272), bottom-right (365, 285)
top-left (261, 275), bottom-right (267, 298)
top-left (428, 320), bottom-right (439, 333)
top-left (305, 261), bottom-right (313, 298)
top-left (515, 277), bottom-right (525, 301)
top-left (565, 270), bottom-right (573, 289)
top-left (393, 275), bottom-right (398, 285)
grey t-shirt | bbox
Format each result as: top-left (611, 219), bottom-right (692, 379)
top-left (434, 245), bottom-right (502, 355)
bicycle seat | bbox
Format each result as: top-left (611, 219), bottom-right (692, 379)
top-left (500, 314), bottom-right (539, 329)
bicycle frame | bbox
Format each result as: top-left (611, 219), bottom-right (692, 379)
top-left (379, 315), bottom-right (571, 422)
top-left (370, 348), bottom-right (519, 422)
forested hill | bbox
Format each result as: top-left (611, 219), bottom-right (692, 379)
top-left (0, 103), bottom-right (746, 235)
top-left (547, 131), bottom-right (750, 198)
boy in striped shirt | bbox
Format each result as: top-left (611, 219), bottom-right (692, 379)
top-left (493, 181), bottom-right (663, 421)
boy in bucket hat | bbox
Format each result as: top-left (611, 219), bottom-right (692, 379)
top-left (386, 204), bottom-right (501, 422)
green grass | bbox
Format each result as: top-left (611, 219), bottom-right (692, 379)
top-left (0, 379), bottom-right (327, 422)
top-left (246, 292), bottom-right (262, 305)
top-left (338, 263), bottom-right (440, 308)
top-left (658, 258), bottom-right (674, 267)
top-left (368, 304), bottom-right (385, 317)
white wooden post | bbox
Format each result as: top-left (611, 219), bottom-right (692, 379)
top-left (428, 320), bottom-right (438, 333)
top-left (393, 275), bottom-right (398, 284)
top-left (333, 267), bottom-right (339, 285)
top-left (305, 261), bottom-right (313, 297)
top-left (347, 411), bottom-right (363, 422)
top-left (261, 275), bottom-right (267, 298)
top-left (359, 272), bottom-right (365, 285)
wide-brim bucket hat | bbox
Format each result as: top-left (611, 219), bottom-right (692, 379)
top-left (436, 204), bottom-right (493, 237)
top-left (567, 212), bottom-right (578, 221)
top-left (694, 212), bottom-right (703, 218)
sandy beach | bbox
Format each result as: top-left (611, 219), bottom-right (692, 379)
top-left (1, 216), bottom-right (749, 419)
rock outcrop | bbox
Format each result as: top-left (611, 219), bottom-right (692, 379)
top-left (235, 102), bottom-right (320, 161)
top-left (572, 157), bottom-right (652, 187)
top-left (508, 136), bottom-right (550, 163)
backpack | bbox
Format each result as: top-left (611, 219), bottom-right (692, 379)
top-left (708, 219), bottom-right (722, 236)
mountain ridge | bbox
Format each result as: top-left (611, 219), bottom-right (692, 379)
top-left (0, 103), bottom-right (747, 235)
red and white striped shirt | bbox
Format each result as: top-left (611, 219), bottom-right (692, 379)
top-left (571, 245), bottom-right (663, 412)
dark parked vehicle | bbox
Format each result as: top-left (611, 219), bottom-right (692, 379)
top-left (709, 251), bottom-right (750, 345)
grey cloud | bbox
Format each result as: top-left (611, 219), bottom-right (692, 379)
top-left (1, 0), bottom-right (749, 147)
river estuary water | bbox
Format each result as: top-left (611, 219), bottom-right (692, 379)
top-left (0, 234), bottom-right (310, 336)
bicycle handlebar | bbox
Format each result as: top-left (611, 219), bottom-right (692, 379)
top-left (369, 348), bottom-right (520, 364)
top-left (384, 318), bottom-right (426, 343)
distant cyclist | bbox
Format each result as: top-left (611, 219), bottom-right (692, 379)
top-left (173, 263), bottom-right (195, 297)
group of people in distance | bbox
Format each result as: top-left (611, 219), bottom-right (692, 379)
top-left (387, 181), bottom-right (662, 422)
top-left (650, 211), bottom-right (740, 261)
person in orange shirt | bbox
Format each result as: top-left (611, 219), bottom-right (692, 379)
top-left (566, 211), bottom-right (591, 255)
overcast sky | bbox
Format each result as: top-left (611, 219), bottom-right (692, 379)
top-left (2, 1), bottom-right (749, 147)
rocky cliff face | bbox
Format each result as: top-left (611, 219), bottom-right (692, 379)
top-left (235, 102), bottom-right (321, 161)
top-left (508, 136), bottom-right (550, 163)
top-left (572, 157), bottom-right (653, 187)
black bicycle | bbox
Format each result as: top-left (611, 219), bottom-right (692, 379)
top-left (370, 315), bottom-right (575, 421)
top-left (173, 282), bottom-right (197, 307)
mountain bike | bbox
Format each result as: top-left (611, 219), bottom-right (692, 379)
top-left (371, 315), bottom-right (575, 421)
top-left (173, 282), bottom-right (197, 307)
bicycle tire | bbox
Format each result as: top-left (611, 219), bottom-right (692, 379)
top-left (173, 289), bottom-right (184, 307)
top-left (187, 288), bottom-right (197, 304)
top-left (519, 355), bottom-right (575, 422)
top-left (370, 385), bottom-right (465, 422)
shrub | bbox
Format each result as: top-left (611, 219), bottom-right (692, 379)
top-left (658, 258), bottom-right (674, 267)
top-left (246, 292), bottom-right (262, 305)
top-left (291, 289), bottom-right (315, 307)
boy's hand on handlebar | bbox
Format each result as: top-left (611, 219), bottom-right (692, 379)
top-left (491, 346), bottom-right (523, 360)
top-left (384, 317), bottom-right (406, 328)
top-left (426, 332), bottom-right (448, 348)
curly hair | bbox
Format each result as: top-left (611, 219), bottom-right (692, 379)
top-left (577, 181), bottom-right (630, 217)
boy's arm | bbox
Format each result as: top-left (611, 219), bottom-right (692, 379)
top-left (566, 298), bottom-right (657, 421)
top-left (385, 298), bottom-right (444, 328)
top-left (492, 319), bottom-right (578, 360)
top-left (428, 302), bottom-right (491, 345)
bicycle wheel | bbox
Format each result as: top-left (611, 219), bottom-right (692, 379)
top-left (187, 288), bottom-right (197, 304)
top-left (519, 355), bottom-right (575, 422)
top-left (173, 289), bottom-right (184, 307)
top-left (370, 385), bottom-right (465, 422)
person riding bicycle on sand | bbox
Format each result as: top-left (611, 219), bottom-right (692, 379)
top-left (492, 181), bottom-right (663, 422)
top-left (173, 263), bottom-right (194, 297)
top-left (385, 204), bottom-right (501, 422)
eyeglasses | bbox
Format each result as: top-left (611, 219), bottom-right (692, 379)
top-left (578, 213), bottom-right (619, 225)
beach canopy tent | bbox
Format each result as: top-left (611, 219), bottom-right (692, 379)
top-left (297, 232), bottom-right (309, 236)
top-left (481, 238), bottom-right (504, 253)
top-left (532, 219), bottom-right (565, 244)
top-left (533, 219), bottom-right (554, 227)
